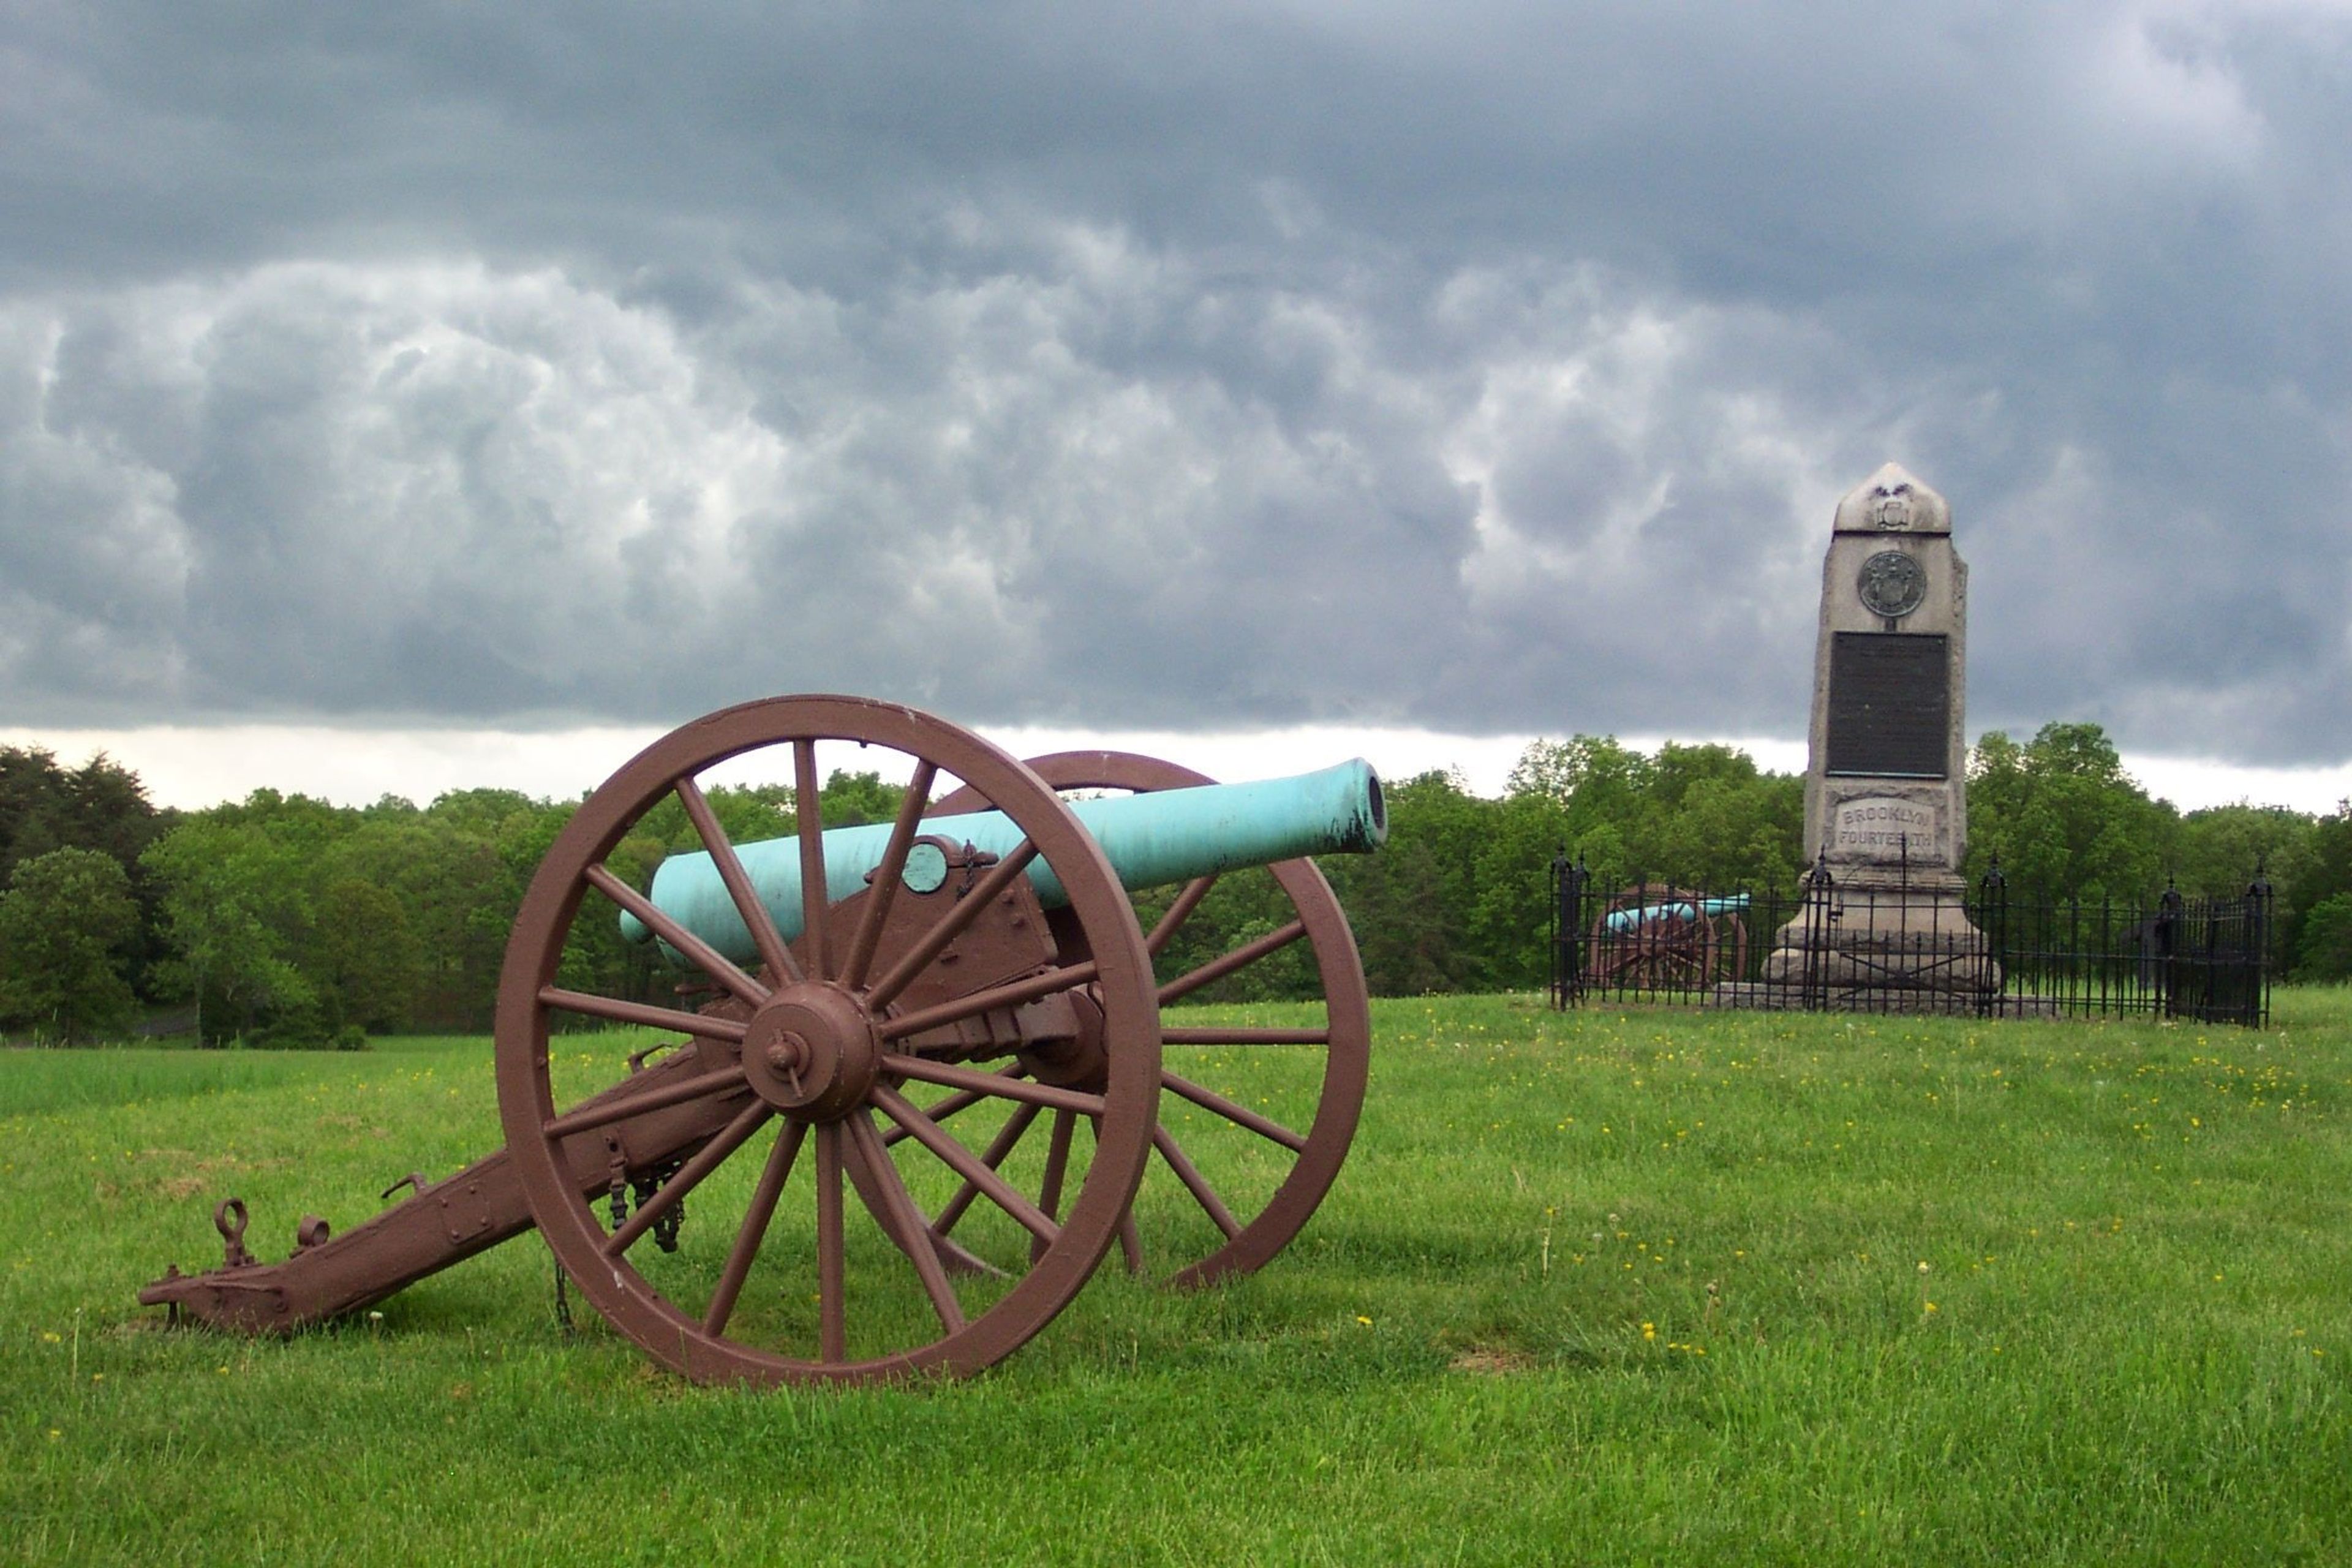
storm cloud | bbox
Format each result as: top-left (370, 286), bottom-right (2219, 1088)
top-left (3, 2), bottom-right (2348, 763)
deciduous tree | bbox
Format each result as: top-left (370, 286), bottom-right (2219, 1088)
top-left (0, 847), bottom-right (142, 1043)
top-left (1964, 723), bottom-right (2174, 900)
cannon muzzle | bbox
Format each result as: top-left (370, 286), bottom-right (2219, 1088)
top-left (625, 757), bottom-right (1385, 967)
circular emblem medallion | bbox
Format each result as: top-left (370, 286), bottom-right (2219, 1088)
top-left (1857, 551), bottom-right (1926, 618)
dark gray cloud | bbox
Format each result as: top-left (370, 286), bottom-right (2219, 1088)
top-left (2, 1), bottom-right (2349, 764)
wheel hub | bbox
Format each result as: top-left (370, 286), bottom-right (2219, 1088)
top-left (1017, 986), bottom-right (1109, 1092)
top-left (741, 982), bottom-right (880, 1123)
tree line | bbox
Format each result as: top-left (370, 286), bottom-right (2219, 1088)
top-left (3, 720), bottom-right (2348, 1044)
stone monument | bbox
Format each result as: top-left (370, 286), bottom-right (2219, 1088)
top-left (1756, 462), bottom-right (1997, 1005)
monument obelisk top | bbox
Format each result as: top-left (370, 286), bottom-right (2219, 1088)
top-left (1833, 462), bottom-right (1951, 536)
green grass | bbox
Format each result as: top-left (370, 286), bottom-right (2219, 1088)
top-left (6, 992), bottom-right (2351, 1564)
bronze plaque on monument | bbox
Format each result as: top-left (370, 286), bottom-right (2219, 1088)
top-left (1824, 631), bottom-right (1948, 778)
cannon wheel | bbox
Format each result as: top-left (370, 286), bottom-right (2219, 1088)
top-left (1717, 910), bottom-right (1750, 986)
top-left (494, 695), bottom-right (1161, 1386)
top-left (1583, 887), bottom-right (1746, 993)
top-left (935, 752), bottom-right (1370, 1287)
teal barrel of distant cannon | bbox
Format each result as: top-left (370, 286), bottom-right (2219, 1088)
top-left (622, 758), bottom-right (1387, 968)
top-left (1602, 894), bottom-right (1749, 935)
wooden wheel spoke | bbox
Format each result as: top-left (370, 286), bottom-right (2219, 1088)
top-left (602, 1100), bottom-right (774, 1256)
top-left (1162, 1071), bottom-right (1308, 1153)
top-left (816, 1122), bottom-right (845, 1362)
top-left (871, 1085), bottom-right (1060, 1248)
top-left (541, 1061), bottom-right (750, 1139)
top-left (845, 1111), bottom-right (965, 1335)
top-left (1115, 1208), bottom-right (1144, 1276)
top-left (584, 864), bottom-right (769, 1009)
top-left (925, 1100), bottom-right (1042, 1239)
top-left (1031, 1109), bottom-right (1076, 1263)
top-left (1158, 919), bottom-right (1307, 1005)
top-left (864, 839), bottom-right (1040, 1010)
top-left (538, 986), bottom-right (748, 1044)
top-left (703, 1121), bottom-right (807, 1336)
top-left (878, 1053), bottom-right (1109, 1117)
top-left (878, 1070), bottom-right (1015, 1148)
top-left (1095, 1114), bottom-right (1145, 1276)
top-left (878, 960), bottom-right (1100, 1042)
top-left (676, 775), bottom-right (802, 987)
top-left (1147, 875), bottom-right (1218, 959)
top-left (1036, 1109), bottom-right (1076, 1219)
top-left (1153, 1125), bottom-right (1243, 1240)
top-left (794, 739), bottom-right (831, 979)
top-left (841, 759), bottom-right (939, 990)
top-left (840, 1129), bottom-right (930, 1266)
top-left (1161, 1027), bottom-right (1330, 1046)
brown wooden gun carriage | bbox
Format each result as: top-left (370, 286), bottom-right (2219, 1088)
top-left (141, 695), bottom-right (1382, 1385)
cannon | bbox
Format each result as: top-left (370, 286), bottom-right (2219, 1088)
top-left (1585, 886), bottom-right (1750, 993)
top-left (141, 695), bottom-right (1382, 1385)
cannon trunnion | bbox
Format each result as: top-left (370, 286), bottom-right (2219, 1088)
top-left (142, 695), bottom-right (1379, 1385)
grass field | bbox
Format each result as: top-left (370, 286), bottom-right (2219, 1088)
top-left (6, 990), bottom-right (2350, 1564)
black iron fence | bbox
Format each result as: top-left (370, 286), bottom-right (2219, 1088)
top-left (1549, 856), bottom-right (2273, 1026)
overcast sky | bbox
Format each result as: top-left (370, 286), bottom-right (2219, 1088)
top-left (4, 2), bottom-right (2349, 807)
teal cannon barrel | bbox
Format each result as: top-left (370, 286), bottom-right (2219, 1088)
top-left (623, 758), bottom-right (1386, 968)
top-left (1602, 894), bottom-right (1749, 935)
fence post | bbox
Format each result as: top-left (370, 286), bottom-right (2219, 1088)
top-left (2065, 890), bottom-right (2082, 1018)
top-left (2155, 881), bottom-right (2181, 1020)
top-left (1801, 851), bottom-right (1834, 1012)
top-left (1977, 857), bottom-right (2006, 1017)
top-left (2249, 861), bottom-right (2274, 1027)
top-left (1550, 850), bottom-right (1588, 1010)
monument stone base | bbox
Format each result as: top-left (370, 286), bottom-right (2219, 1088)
top-left (1746, 870), bottom-right (2011, 1012)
